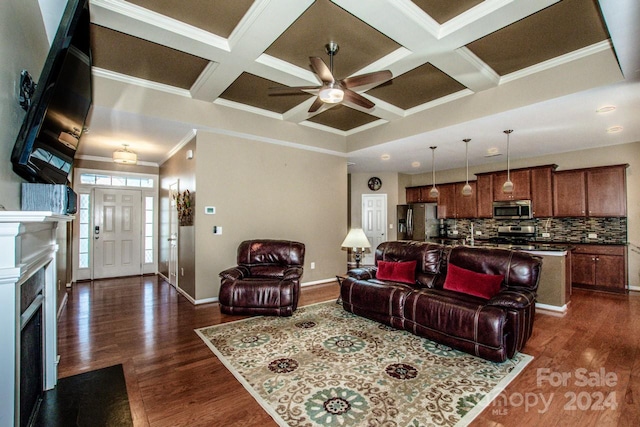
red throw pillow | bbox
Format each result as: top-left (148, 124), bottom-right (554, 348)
top-left (376, 260), bottom-right (417, 284)
top-left (443, 263), bottom-right (504, 299)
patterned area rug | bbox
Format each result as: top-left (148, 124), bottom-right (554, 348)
top-left (196, 301), bottom-right (532, 426)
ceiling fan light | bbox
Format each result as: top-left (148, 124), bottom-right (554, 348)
top-left (319, 86), bottom-right (344, 103)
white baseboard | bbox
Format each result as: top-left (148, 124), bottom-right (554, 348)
top-left (628, 285), bottom-right (640, 292)
top-left (535, 302), bottom-right (568, 316)
top-left (174, 285), bottom-right (218, 305)
top-left (302, 278), bottom-right (338, 287)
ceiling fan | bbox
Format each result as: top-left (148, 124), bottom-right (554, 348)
top-left (269, 42), bottom-right (392, 113)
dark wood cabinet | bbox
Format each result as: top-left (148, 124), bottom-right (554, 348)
top-left (406, 186), bottom-right (438, 204)
top-left (571, 245), bottom-right (627, 293)
top-left (455, 182), bottom-right (477, 218)
top-left (436, 184), bottom-right (456, 219)
top-left (553, 170), bottom-right (586, 217)
top-left (476, 174), bottom-right (493, 218)
top-left (406, 187), bottom-right (421, 203)
top-left (553, 165), bottom-right (627, 217)
top-left (493, 169), bottom-right (531, 201)
top-left (586, 165), bottom-right (627, 217)
top-left (530, 166), bottom-right (555, 217)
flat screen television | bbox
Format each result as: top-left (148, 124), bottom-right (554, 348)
top-left (11, 0), bottom-right (92, 185)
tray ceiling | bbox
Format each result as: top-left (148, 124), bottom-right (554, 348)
top-left (80, 0), bottom-right (640, 173)
top-left (89, 0), bottom-right (609, 134)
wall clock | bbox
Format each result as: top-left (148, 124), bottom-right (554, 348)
top-left (368, 177), bottom-right (382, 191)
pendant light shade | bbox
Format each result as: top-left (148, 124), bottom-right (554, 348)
top-left (429, 146), bottom-right (439, 198)
top-left (502, 130), bottom-right (513, 193)
top-left (462, 138), bottom-right (472, 196)
top-left (113, 144), bottom-right (137, 165)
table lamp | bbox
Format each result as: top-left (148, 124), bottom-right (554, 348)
top-left (341, 228), bottom-right (371, 268)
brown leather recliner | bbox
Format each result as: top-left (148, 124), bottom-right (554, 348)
top-left (341, 241), bottom-right (542, 362)
top-left (218, 239), bottom-right (305, 316)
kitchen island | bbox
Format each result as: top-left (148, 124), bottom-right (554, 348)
top-left (519, 247), bottom-right (571, 313)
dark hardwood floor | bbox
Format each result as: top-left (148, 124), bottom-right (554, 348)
top-left (57, 276), bottom-right (640, 426)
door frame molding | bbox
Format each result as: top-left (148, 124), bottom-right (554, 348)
top-left (72, 168), bottom-right (158, 282)
top-left (361, 193), bottom-right (388, 266)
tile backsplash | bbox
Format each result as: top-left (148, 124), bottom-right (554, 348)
top-left (445, 217), bottom-right (627, 244)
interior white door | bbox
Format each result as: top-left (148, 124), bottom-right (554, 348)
top-left (168, 182), bottom-right (179, 288)
top-left (93, 188), bottom-right (142, 279)
top-left (362, 194), bottom-right (387, 265)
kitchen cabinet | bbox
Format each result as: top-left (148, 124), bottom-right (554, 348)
top-left (553, 170), bottom-right (586, 217)
top-left (530, 165), bottom-right (555, 217)
top-left (406, 186), bottom-right (438, 203)
top-left (476, 174), bottom-right (493, 218)
top-left (553, 165), bottom-right (627, 217)
top-left (436, 183), bottom-right (456, 219)
top-left (435, 182), bottom-right (477, 219)
top-left (493, 169), bottom-right (531, 201)
top-left (586, 165), bottom-right (627, 217)
top-left (571, 245), bottom-right (627, 293)
top-left (406, 187), bottom-right (421, 203)
top-left (455, 182), bottom-right (477, 218)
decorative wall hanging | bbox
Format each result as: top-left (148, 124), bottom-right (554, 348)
top-left (175, 189), bottom-right (193, 226)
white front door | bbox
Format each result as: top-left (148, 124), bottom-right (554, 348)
top-left (168, 182), bottom-right (179, 288)
top-left (362, 194), bottom-right (387, 265)
top-left (93, 188), bottom-right (142, 279)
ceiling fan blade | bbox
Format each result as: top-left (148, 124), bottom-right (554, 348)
top-left (341, 70), bottom-right (392, 90)
top-left (343, 89), bottom-right (375, 109)
top-left (308, 97), bottom-right (325, 113)
top-left (268, 85), bottom-right (320, 95)
top-left (310, 57), bottom-right (334, 83)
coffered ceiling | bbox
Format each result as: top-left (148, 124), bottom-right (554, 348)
top-left (80, 0), bottom-right (640, 173)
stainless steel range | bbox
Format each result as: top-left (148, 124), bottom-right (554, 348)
top-left (488, 225), bottom-right (537, 250)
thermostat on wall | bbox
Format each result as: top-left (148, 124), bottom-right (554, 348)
top-left (205, 206), bottom-right (215, 214)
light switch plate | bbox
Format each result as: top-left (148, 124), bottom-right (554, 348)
top-left (213, 226), bottom-right (222, 235)
top-left (588, 233), bottom-right (597, 239)
top-left (542, 232), bottom-right (551, 238)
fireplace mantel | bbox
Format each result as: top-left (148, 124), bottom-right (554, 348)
top-left (0, 211), bottom-right (73, 427)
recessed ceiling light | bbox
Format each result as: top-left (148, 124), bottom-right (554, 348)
top-left (411, 161), bottom-right (420, 168)
top-left (381, 154), bottom-right (391, 160)
top-left (596, 105), bottom-right (616, 113)
top-left (606, 126), bottom-right (623, 133)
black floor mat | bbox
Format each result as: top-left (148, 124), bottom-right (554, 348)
top-left (33, 364), bottom-right (133, 427)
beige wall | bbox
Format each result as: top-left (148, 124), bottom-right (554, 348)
top-left (0, 0), bottom-right (50, 210)
top-left (407, 141), bottom-right (640, 288)
top-left (194, 131), bottom-right (347, 301)
top-left (159, 138), bottom-right (197, 297)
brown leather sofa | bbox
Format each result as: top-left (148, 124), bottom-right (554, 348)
top-left (340, 241), bottom-right (542, 362)
top-left (219, 239), bottom-right (305, 316)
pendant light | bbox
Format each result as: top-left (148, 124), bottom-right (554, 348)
top-left (113, 144), bottom-right (138, 165)
top-left (502, 130), bottom-right (514, 193)
top-left (462, 138), bottom-right (472, 196)
top-left (429, 146), bottom-right (439, 198)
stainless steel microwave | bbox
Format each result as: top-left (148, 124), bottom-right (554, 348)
top-left (492, 200), bottom-right (533, 219)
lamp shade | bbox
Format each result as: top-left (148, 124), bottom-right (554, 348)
top-left (341, 228), bottom-right (371, 250)
top-left (113, 145), bottom-right (137, 164)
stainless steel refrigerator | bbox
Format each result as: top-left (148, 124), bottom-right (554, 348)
top-left (397, 203), bottom-right (438, 241)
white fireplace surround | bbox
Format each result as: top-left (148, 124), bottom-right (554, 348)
top-left (0, 211), bottom-right (72, 427)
